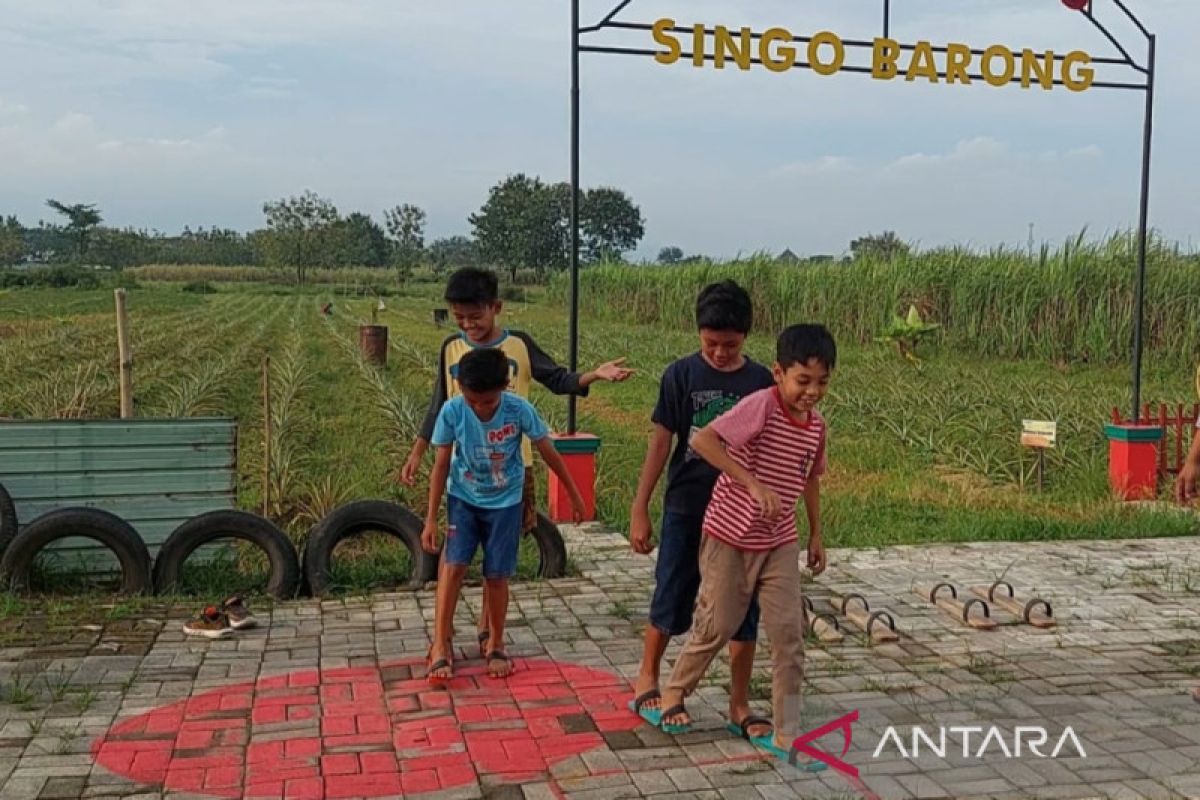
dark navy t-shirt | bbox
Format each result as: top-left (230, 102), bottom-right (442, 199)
top-left (652, 352), bottom-right (775, 515)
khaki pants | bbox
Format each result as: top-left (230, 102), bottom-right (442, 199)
top-left (666, 536), bottom-right (807, 740)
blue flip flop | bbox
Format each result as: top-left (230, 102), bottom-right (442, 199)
top-left (659, 703), bottom-right (692, 735)
top-left (627, 689), bottom-right (663, 726)
top-left (750, 734), bottom-right (829, 773)
top-left (726, 714), bottom-right (774, 741)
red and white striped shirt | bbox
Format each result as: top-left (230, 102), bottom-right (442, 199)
top-left (702, 387), bottom-right (826, 551)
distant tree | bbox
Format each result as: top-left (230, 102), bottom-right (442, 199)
top-left (428, 235), bottom-right (479, 273)
top-left (657, 246), bottom-right (684, 265)
top-left (580, 187), bottom-right (644, 264)
top-left (850, 231), bottom-right (910, 261)
top-left (261, 190), bottom-right (341, 283)
top-left (384, 204), bottom-right (426, 279)
top-left (0, 216), bottom-right (24, 266)
top-left (45, 199), bottom-right (102, 260)
top-left (470, 174), bottom-right (566, 282)
top-left (339, 212), bottom-right (390, 268)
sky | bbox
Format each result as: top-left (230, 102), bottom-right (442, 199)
top-left (0, 0), bottom-right (1196, 260)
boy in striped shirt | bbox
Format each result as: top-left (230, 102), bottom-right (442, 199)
top-left (658, 324), bottom-right (834, 764)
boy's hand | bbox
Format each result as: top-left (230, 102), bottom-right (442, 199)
top-left (748, 481), bottom-right (782, 520)
top-left (807, 536), bottom-right (826, 575)
top-left (630, 507), bottom-right (654, 554)
top-left (570, 492), bottom-right (587, 525)
top-left (1177, 460), bottom-right (1198, 504)
top-left (420, 522), bottom-right (440, 554)
top-left (593, 358), bottom-right (635, 383)
top-left (399, 450), bottom-right (423, 486)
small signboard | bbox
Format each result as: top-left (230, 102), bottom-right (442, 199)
top-left (1021, 420), bottom-right (1057, 449)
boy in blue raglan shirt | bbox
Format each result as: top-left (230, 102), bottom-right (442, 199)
top-left (421, 347), bottom-right (585, 682)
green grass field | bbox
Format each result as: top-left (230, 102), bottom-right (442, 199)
top-left (1, 274), bottom-right (1197, 598)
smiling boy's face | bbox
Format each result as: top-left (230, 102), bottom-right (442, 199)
top-left (451, 301), bottom-right (502, 344)
top-left (772, 357), bottom-right (831, 419)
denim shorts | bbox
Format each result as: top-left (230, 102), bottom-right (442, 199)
top-left (649, 511), bottom-right (759, 641)
top-left (445, 495), bottom-right (523, 579)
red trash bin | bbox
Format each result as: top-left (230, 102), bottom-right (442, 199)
top-left (1104, 424), bottom-right (1163, 501)
top-left (547, 433), bottom-right (600, 522)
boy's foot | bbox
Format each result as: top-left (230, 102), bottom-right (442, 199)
top-left (727, 709), bottom-right (773, 741)
top-left (659, 695), bottom-right (691, 734)
top-left (477, 629), bottom-right (490, 658)
top-left (183, 605), bottom-right (234, 639)
top-left (221, 595), bottom-right (256, 630)
top-left (486, 650), bottom-right (514, 679)
top-left (628, 689), bottom-right (663, 726)
top-left (426, 641), bottom-right (454, 685)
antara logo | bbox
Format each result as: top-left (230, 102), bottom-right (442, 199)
top-left (487, 423), bottom-right (517, 444)
top-left (872, 726), bottom-right (1087, 760)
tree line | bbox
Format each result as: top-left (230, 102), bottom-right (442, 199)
top-left (0, 174), bottom-right (646, 284)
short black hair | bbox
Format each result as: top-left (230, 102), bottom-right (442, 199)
top-left (776, 324), bottom-right (837, 370)
top-left (695, 280), bottom-right (753, 333)
top-left (457, 347), bottom-right (510, 393)
top-left (445, 268), bottom-right (499, 306)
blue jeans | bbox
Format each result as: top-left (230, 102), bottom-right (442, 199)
top-left (445, 495), bottom-right (523, 579)
top-left (649, 511), bottom-right (759, 641)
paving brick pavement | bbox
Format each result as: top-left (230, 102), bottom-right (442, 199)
top-left (0, 524), bottom-right (1199, 799)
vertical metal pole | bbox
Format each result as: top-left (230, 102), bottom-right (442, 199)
top-left (1131, 34), bottom-right (1155, 423)
top-left (883, 0), bottom-right (890, 38)
top-left (568, 0), bottom-right (581, 435)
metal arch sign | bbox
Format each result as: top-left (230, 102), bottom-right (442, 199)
top-left (647, 21), bottom-right (1097, 91)
top-left (563, 0), bottom-right (1158, 434)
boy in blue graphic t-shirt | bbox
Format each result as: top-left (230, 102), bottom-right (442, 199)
top-left (422, 348), bottom-right (585, 683)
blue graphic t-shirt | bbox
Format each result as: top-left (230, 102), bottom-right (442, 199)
top-left (652, 352), bottom-right (775, 515)
top-left (431, 393), bottom-right (550, 509)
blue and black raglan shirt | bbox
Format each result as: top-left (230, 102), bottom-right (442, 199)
top-left (418, 329), bottom-right (589, 465)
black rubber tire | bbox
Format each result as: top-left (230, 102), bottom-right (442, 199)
top-left (0, 482), bottom-right (17, 559)
top-left (0, 507), bottom-right (151, 594)
top-left (153, 510), bottom-right (300, 599)
top-left (531, 513), bottom-right (568, 579)
top-left (303, 500), bottom-right (432, 596)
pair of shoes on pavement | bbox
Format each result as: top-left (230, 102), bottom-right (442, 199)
top-left (183, 596), bottom-right (257, 639)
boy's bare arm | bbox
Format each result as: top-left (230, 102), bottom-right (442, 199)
top-left (421, 446), bottom-right (452, 553)
top-left (401, 341), bottom-right (451, 484)
top-left (802, 475), bottom-right (825, 574)
top-left (1177, 427), bottom-right (1200, 504)
top-left (534, 438), bottom-right (586, 523)
top-left (689, 426), bottom-right (781, 519)
top-left (630, 425), bottom-right (673, 554)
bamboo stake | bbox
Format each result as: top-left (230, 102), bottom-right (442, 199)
top-left (114, 289), bottom-right (133, 418)
top-left (262, 356), bottom-right (272, 517)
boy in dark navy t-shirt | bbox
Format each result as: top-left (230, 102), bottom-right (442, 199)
top-left (627, 280), bottom-right (775, 740)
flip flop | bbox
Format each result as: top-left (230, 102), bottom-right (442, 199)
top-left (749, 734), bottom-right (828, 773)
top-left (726, 714), bottom-right (773, 741)
top-left (627, 689), bottom-right (663, 727)
top-left (426, 658), bottom-right (453, 686)
top-left (486, 649), bottom-right (515, 678)
top-left (660, 703), bottom-right (691, 735)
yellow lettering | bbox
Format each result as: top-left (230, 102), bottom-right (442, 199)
top-left (905, 40), bottom-right (939, 83)
top-left (945, 43), bottom-right (973, 85)
top-left (1021, 49), bottom-right (1055, 90)
top-left (692, 24), bottom-right (706, 67)
top-left (652, 19), bottom-right (682, 65)
top-left (760, 28), bottom-right (797, 73)
top-left (807, 31), bottom-right (845, 76)
top-left (714, 26), bottom-right (752, 70)
top-left (981, 44), bottom-right (1015, 87)
top-left (1062, 50), bottom-right (1095, 91)
top-left (872, 37), bottom-right (901, 80)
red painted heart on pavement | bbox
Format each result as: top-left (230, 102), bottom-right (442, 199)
top-left (91, 656), bottom-right (641, 799)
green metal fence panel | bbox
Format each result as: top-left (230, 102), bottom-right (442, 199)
top-left (0, 418), bottom-right (238, 571)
